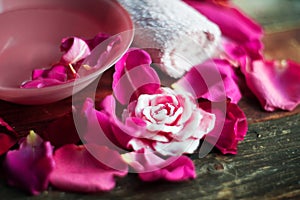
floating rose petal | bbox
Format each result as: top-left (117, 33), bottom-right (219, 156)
top-left (85, 33), bottom-right (111, 50)
top-left (20, 64), bottom-right (68, 88)
top-left (60, 37), bottom-right (91, 65)
top-left (173, 59), bottom-right (241, 103)
top-left (122, 149), bottom-right (196, 181)
top-left (200, 101), bottom-right (248, 154)
top-left (242, 60), bottom-right (300, 111)
top-left (49, 144), bottom-right (128, 193)
top-left (0, 118), bottom-right (18, 156)
top-left (31, 64), bottom-right (67, 82)
top-left (3, 131), bottom-right (55, 195)
top-left (112, 48), bottom-right (160, 105)
top-left (20, 78), bottom-right (65, 88)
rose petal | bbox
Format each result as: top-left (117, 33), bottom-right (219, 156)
top-left (49, 144), bottom-right (128, 193)
top-left (20, 64), bottom-right (69, 88)
top-left (85, 33), bottom-right (111, 50)
top-left (82, 97), bottom-right (132, 150)
top-left (201, 102), bottom-right (248, 154)
top-left (32, 64), bottom-right (67, 82)
top-left (122, 149), bottom-right (196, 181)
top-left (113, 48), bottom-right (161, 105)
top-left (153, 138), bottom-right (200, 156)
top-left (0, 118), bottom-right (18, 156)
top-left (3, 131), bottom-right (55, 195)
top-left (60, 37), bottom-right (91, 65)
top-left (183, 0), bottom-right (263, 44)
top-left (20, 78), bottom-right (65, 88)
top-left (242, 60), bottom-right (300, 111)
top-left (173, 59), bottom-right (241, 103)
top-left (80, 35), bottom-right (121, 75)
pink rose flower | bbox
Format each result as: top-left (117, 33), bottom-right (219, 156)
top-left (83, 48), bottom-right (215, 157)
top-left (124, 87), bottom-right (216, 156)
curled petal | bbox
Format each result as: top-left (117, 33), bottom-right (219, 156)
top-left (113, 48), bottom-right (160, 105)
top-left (173, 59), bottom-right (241, 103)
top-left (122, 149), bottom-right (196, 181)
top-left (201, 102), bottom-right (248, 154)
top-left (242, 60), bottom-right (300, 111)
top-left (60, 37), bottom-right (91, 64)
top-left (3, 131), bottom-right (55, 195)
top-left (50, 144), bottom-right (128, 193)
top-left (0, 118), bottom-right (18, 156)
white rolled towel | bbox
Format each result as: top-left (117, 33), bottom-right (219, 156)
top-left (117, 0), bottom-right (221, 78)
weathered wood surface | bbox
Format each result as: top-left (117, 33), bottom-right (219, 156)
top-left (1, 1), bottom-right (300, 199)
top-left (0, 113), bottom-right (299, 200)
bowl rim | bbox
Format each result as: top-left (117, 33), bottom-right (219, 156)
top-left (0, 0), bottom-right (134, 94)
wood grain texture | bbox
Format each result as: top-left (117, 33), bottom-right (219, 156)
top-left (0, 113), bottom-right (299, 199)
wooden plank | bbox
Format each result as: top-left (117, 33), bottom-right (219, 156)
top-left (1, 113), bottom-right (299, 199)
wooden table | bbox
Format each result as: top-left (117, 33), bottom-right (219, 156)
top-left (1, 1), bottom-right (300, 199)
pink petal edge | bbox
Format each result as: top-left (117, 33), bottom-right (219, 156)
top-left (50, 144), bottom-right (128, 193)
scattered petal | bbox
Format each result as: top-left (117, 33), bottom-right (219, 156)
top-left (242, 60), bottom-right (300, 111)
top-left (3, 131), bottom-right (55, 195)
top-left (200, 102), bottom-right (248, 154)
top-left (0, 118), bottom-right (18, 156)
top-left (173, 59), bottom-right (241, 103)
top-left (50, 144), bottom-right (128, 193)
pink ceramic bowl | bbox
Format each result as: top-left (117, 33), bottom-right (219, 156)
top-left (0, 0), bottom-right (134, 105)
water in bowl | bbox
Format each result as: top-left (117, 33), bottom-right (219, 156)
top-left (0, 8), bottom-right (103, 87)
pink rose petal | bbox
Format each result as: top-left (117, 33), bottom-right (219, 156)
top-left (20, 78), bottom-right (65, 88)
top-left (0, 118), bottom-right (18, 156)
top-left (85, 32), bottom-right (111, 50)
top-left (20, 64), bottom-right (68, 88)
top-left (122, 149), bottom-right (196, 182)
top-left (82, 97), bottom-right (132, 150)
top-left (173, 59), bottom-right (241, 103)
top-left (242, 60), bottom-right (300, 111)
top-left (32, 64), bottom-right (67, 82)
top-left (200, 101), bottom-right (248, 154)
top-left (3, 131), bottom-right (55, 195)
top-left (113, 48), bottom-right (161, 105)
top-left (49, 144), bottom-right (128, 193)
top-left (60, 37), bottom-right (91, 65)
